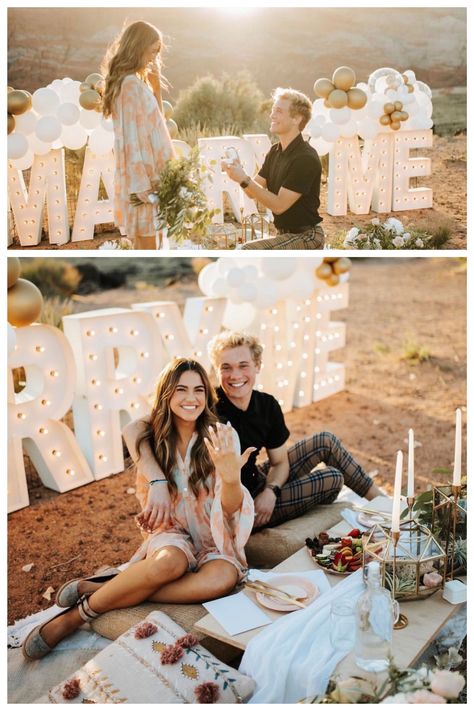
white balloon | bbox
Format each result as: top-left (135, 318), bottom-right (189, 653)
top-left (88, 127), bottom-right (114, 155)
top-left (57, 102), bottom-right (80, 126)
top-left (260, 258), bottom-right (297, 281)
top-left (254, 281), bottom-right (278, 309)
top-left (330, 107), bottom-right (351, 125)
top-left (310, 137), bottom-right (332, 156)
top-left (368, 67), bottom-right (402, 93)
top-left (367, 100), bottom-right (385, 119)
top-left (403, 70), bottom-right (416, 84)
top-left (59, 80), bottom-right (81, 103)
top-left (61, 124), bottom-right (88, 150)
top-left (62, 77), bottom-right (73, 84)
top-left (101, 115), bottom-right (114, 132)
top-left (243, 264), bottom-right (259, 281)
top-left (223, 302), bottom-right (257, 330)
top-left (284, 271), bottom-right (316, 299)
top-left (226, 267), bottom-right (245, 288)
top-left (80, 108), bottom-right (101, 130)
top-left (402, 92), bottom-right (416, 105)
top-left (32, 87), bottom-right (60, 116)
top-left (197, 262), bottom-right (219, 296)
top-left (14, 109), bottom-right (39, 135)
top-left (50, 79), bottom-right (64, 94)
top-left (339, 119), bottom-right (358, 137)
top-left (321, 122), bottom-right (341, 142)
top-left (28, 134), bottom-right (51, 155)
top-left (306, 118), bottom-right (321, 139)
top-left (217, 258), bottom-right (235, 276)
top-left (384, 89), bottom-right (398, 101)
top-left (11, 150), bottom-right (34, 171)
top-left (8, 324), bottom-right (17, 355)
top-left (35, 115), bottom-right (62, 143)
top-left (375, 76), bottom-right (389, 94)
top-left (228, 287), bottom-right (244, 305)
top-left (398, 84), bottom-right (409, 98)
top-left (210, 277), bottom-right (227, 298)
top-left (313, 114), bottom-right (327, 128)
top-left (357, 121), bottom-right (379, 140)
top-left (356, 82), bottom-right (369, 92)
top-left (238, 281), bottom-right (258, 303)
top-left (8, 133), bottom-right (29, 160)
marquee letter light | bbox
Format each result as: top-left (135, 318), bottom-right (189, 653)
top-left (197, 136), bottom-right (262, 223)
top-left (392, 130), bottom-right (432, 211)
top-left (327, 135), bottom-right (394, 215)
top-left (242, 133), bottom-right (272, 173)
top-left (63, 309), bottom-right (163, 478)
top-left (132, 297), bottom-right (227, 370)
top-left (8, 149), bottom-right (69, 246)
top-left (8, 324), bottom-right (94, 513)
top-left (71, 147), bottom-right (115, 241)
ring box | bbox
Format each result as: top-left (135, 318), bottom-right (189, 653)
top-left (442, 580), bottom-right (467, 604)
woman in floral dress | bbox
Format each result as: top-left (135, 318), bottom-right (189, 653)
top-left (23, 359), bottom-right (255, 660)
top-left (102, 21), bottom-right (175, 249)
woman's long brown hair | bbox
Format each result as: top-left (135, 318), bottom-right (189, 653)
top-left (136, 358), bottom-right (218, 497)
top-left (101, 20), bottom-right (163, 118)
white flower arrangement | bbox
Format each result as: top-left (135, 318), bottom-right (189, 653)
top-left (98, 238), bottom-right (134, 250)
top-left (341, 218), bottom-right (450, 250)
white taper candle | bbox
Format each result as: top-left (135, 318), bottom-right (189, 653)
top-left (453, 408), bottom-right (462, 487)
top-left (392, 450), bottom-right (403, 534)
top-left (407, 429), bottom-right (414, 498)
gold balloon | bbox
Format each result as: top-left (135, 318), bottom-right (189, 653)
top-left (383, 102), bottom-right (395, 115)
top-left (8, 113), bottom-right (15, 134)
top-left (94, 78), bottom-right (106, 95)
top-left (327, 89), bottom-right (348, 109)
top-left (407, 84), bottom-right (414, 93)
top-left (332, 66), bottom-right (356, 92)
top-left (162, 100), bottom-right (174, 119)
top-left (315, 262), bottom-right (333, 280)
top-left (379, 114), bottom-right (391, 126)
top-left (325, 273), bottom-right (340, 287)
top-left (393, 101), bottom-right (403, 111)
top-left (346, 87), bottom-right (367, 110)
top-left (7, 278), bottom-right (43, 327)
top-left (399, 111), bottom-right (409, 121)
top-left (391, 110), bottom-right (404, 122)
top-left (324, 98), bottom-right (332, 109)
top-left (8, 89), bottom-right (32, 116)
top-left (166, 118), bottom-right (179, 138)
top-left (390, 121), bottom-right (401, 131)
top-left (332, 257), bottom-right (352, 275)
top-left (79, 89), bottom-right (102, 111)
top-left (323, 257), bottom-right (338, 264)
top-left (85, 73), bottom-right (104, 89)
top-left (402, 74), bottom-right (409, 84)
top-left (8, 257), bottom-right (21, 288)
top-left (313, 77), bottom-right (335, 99)
top-left (80, 81), bottom-right (92, 92)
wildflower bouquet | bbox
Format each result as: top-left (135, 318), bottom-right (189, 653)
top-left (131, 148), bottom-right (216, 245)
top-left (98, 237), bottom-right (133, 250)
top-left (342, 217), bottom-right (450, 250)
top-left (307, 653), bottom-right (465, 703)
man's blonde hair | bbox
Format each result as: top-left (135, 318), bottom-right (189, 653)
top-left (208, 331), bottom-right (263, 369)
top-left (272, 87), bottom-right (312, 130)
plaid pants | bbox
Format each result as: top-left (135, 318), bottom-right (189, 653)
top-left (257, 431), bottom-right (373, 527)
top-left (240, 225), bottom-right (324, 250)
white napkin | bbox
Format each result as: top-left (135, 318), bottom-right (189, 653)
top-left (239, 569), bottom-right (365, 703)
top-left (340, 507), bottom-right (367, 531)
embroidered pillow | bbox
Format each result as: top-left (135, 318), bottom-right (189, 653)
top-left (45, 611), bottom-right (255, 704)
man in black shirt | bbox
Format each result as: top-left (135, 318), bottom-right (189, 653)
top-left (123, 332), bottom-right (383, 532)
top-left (222, 87), bottom-right (324, 250)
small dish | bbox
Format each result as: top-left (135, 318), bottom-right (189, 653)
top-left (254, 574), bottom-right (318, 612)
top-left (357, 511), bottom-right (388, 528)
top-left (306, 547), bottom-right (354, 576)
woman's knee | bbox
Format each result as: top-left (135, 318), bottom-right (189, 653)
top-left (203, 561), bottom-right (238, 598)
top-left (145, 548), bottom-right (188, 585)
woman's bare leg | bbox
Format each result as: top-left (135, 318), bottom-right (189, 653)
top-left (134, 235), bottom-right (156, 249)
top-left (148, 559), bottom-right (239, 604)
top-left (40, 547), bottom-right (188, 649)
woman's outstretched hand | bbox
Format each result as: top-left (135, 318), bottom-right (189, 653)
top-left (204, 422), bottom-right (255, 486)
top-left (135, 482), bottom-right (171, 534)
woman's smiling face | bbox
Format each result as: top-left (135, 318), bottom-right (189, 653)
top-left (170, 370), bottom-right (206, 424)
top-left (141, 39), bottom-right (161, 69)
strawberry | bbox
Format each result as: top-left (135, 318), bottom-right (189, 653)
top-left (347, 528), bottom-right (362, 538)
top-left (341, 538), bottom-right (353, 547)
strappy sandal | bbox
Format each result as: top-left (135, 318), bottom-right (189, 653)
top-left (55, 567), bottom-right (120, 608)
top-left (22, 597), bottom-right (101, 661)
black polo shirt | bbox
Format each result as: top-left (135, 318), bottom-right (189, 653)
top-left (258, 133), bottom-right (322, 232)
top-left (216, 387), bottom-right (290, 496)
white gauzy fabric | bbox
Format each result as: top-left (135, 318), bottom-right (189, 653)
top-left (239, 569), bottom-right (365, 704)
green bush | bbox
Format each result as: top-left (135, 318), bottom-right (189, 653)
top-left (173, 72), bottom-right (268, 135)
top-left (20, 259), bottom-right (81, 298)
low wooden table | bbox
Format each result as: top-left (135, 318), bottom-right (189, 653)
top-left (195, 516), bottom-right (464, 681)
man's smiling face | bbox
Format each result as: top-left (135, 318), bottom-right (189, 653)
top-left (216, 345), bottom-right (259, 408)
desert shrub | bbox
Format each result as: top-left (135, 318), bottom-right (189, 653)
top-left (40, 296), bottom-right (75, 330)
top-left (173, 72), bottom-right (267, 134)
top-left (20, 259), bottom-right (81, 298)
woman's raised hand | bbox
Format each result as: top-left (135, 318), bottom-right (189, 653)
top-left (205, 422), bottom-right (256, 485)
top-left (135, 482), bottom-right (171, 534)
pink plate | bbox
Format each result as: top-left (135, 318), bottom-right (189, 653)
top-left (254, 574), bottom-right (319, 612)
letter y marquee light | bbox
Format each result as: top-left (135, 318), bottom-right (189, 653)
top-left (63, 309), bottom-right (163, 478)
top-left (8, 324), bottom-right (94, 513)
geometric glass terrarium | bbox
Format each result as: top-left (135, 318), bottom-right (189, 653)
top-left (241, 212), bottom-right (272, 245)
top-left (432, 484), bottom-right (467, 578)
top-left (363, 520), bottom-right (447, 601)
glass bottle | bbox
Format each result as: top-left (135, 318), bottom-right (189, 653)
top-left (355, 560), bottom-right (393, 672)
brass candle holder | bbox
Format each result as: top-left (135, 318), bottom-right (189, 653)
top-left (391, 531), bottom-right (409, 629)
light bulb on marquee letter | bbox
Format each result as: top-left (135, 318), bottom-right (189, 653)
top-left (63, 309), bottom-right (163, 478)
top-left (72, 146), bottom-right (115, 241)
top-left (391, 130), bottom-right (432, 211)
top-left (8, 324), bottom-right (94, 513)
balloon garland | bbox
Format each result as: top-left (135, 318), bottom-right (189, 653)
top-left (315, 257), bottom-right (352, 287)
top-left (7, 258), bottom-right (44, 328)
